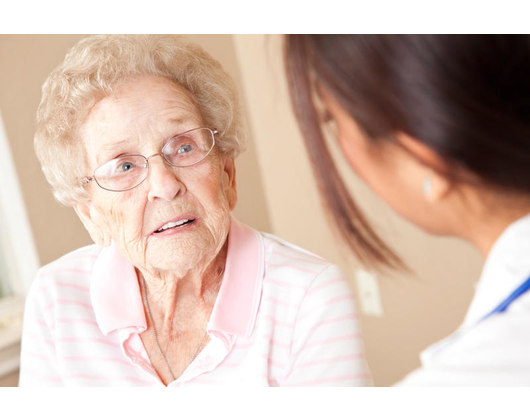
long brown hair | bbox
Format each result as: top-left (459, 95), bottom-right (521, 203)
top-left (285, 35), bottom-right (530, 270)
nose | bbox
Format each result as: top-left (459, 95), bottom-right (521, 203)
top-left (145, 154), bottom-right (185, 202)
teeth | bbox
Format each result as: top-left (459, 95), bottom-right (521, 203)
top-left (157, 219), bottom-right (190, 232)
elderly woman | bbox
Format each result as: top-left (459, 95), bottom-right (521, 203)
top-left (19, 35), bottom-right (371, 387)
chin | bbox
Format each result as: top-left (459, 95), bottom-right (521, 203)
top-left (145, 238), bottom-right (218, 275)
top-left (145, 214), bottom-right (230, 274)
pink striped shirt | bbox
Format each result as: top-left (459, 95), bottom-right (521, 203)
top-left (19, 216), bottom-right (372, 386)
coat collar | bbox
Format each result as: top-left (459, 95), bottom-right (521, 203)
top-left (463, 212), bottom-right (530, 327)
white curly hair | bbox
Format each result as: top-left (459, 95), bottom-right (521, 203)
top-left (34, 34), bottom-right (246, 206)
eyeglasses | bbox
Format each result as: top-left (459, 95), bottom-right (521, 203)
top-left (82, 127), bottom-right (217, 192)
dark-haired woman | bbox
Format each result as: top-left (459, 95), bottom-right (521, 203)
top-left (285, 35), bottom-right (530, 386)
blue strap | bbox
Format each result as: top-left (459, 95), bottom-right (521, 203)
top-left (482, 275), bottom-right (530, 321)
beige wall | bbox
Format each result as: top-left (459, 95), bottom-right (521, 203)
top-left (0, 34), bottom-right (485, 386)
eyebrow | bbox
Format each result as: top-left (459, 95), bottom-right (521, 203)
top-left (166, 117), bottom-right (197, 130)
top-left (96, 139), bottom-right (133, 164)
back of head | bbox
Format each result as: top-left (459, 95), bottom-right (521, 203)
top-left (289, 34), bottom-right (530, 192)
top-left (285, 35), bottom-right (530, 268)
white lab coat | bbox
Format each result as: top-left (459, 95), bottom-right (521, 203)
top-left (397, 213), bottom-right (530, 386)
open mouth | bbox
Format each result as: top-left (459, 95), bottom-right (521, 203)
top-left (154, 218), bottom-right (196, 234)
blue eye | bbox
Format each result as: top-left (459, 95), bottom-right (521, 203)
top-left (178, 144), bottom-right (193, 154)
top-left (118, 161), bottom-right (135, 172)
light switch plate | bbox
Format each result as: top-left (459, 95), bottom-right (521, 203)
top-left (355, 269), bottom-right (384, 317)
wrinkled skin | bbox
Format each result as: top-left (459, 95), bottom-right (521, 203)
top-left (74, 75), bottom-right (237, 383)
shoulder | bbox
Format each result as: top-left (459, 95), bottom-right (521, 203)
top-left (399, 305), bottom-right (530, 386)
top-left (259, 231), bottom-right (352, 301)
top-left (450, 293), bottom-right (530, 367)
top-left (23, 244), bottom-right (102, 327)
top-left (260, 231), bottom-right (337, 280)
top-left (27, 244), bottom-right (102, 303)
top-left (35, 244), bottom-right (102, 279)
top-left (257, 232), bottom-right (363, 375)
top-left (457, 306), bottom-right (530, 363)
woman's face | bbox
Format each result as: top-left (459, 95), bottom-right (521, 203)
top-left (75, 76), bottom-right (237, 277)
top-left (322, 91), bottom-right (447, 234)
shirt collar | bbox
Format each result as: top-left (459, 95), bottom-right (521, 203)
top-left (90, 215), bottom-right (264, 339)
top-left (91, 241), bottom-right (147, 336)
top-left (207, 215), bottom-right (264, 338)
top-left (462, 212), bottom-right (530, 327)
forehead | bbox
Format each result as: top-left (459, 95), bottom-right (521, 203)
top-left (81, 76), bottom-right (202, 163)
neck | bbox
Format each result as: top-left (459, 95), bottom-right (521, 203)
top-left (138, 239), bottom-right (227, 330)
top-left (455, 193), bottom-right (530, 258)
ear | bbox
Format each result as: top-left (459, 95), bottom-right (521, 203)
top-left (221, 156), bottom-right (237, 211)
top-left (73, 202), bottom-right (111, 247)
top-left (395, 133), bottom-right (453, 203)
